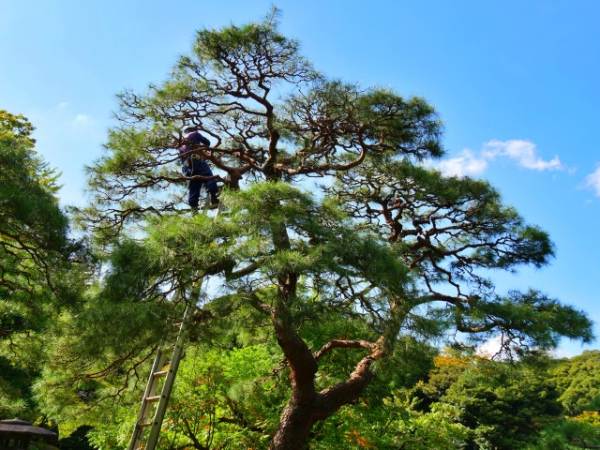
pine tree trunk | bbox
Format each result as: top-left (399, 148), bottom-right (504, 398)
top-left (269, 401), bottom-right (314, 450)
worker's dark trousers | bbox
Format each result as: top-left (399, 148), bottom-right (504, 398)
top-left (185, 159), bottom-right (218, 209)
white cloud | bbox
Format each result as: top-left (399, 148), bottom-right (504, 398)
top-left (477, 336), bottom-right (586, 360)
top-left (584, 165), bottom-right (600, 197)
top-left (72, 113), bottom-right (92, 126)
top-left (476, 335), bottom-right (503, 358)
top-left (483, 139), bottom-right (563, 171)
top-left (434, 149), bottom-right (488, 178)
top-left (428, 139), bottom-right (564, 178)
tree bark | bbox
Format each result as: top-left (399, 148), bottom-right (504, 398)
top-left (268, 300), bottom-right (407, 450)
top-left (268, 351), bottom-right (379, 450)
top-left (270, 399), bottom-right (316, 450)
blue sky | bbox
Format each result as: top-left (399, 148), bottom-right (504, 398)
top-left (1, 0), bottom-right (599, 356)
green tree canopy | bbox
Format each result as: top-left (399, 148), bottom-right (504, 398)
top-left (0, 110), bottom-right (74, 418)
top-left (551, 351), bottom-right (600, 415)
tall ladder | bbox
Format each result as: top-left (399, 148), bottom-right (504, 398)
top-left (127, 296), bottom-right (195, 450)
top-left (128, 199), bottom-right (220, 450)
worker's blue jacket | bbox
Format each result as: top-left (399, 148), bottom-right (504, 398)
top-left (179, 131), bottom-right (218, 208)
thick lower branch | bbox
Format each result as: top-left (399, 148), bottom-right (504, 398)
top-left (315, 348), bottom-right (382, 420)
top-left (314, 339), bottom-right (376, 360)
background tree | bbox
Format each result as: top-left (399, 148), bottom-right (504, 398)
top-left (441, 360), bottom-right (562, 449)
top-left (550, 350), bottom-right (600, 415)
top-left (43, 13), bottom-right (594, 449)
top-left (0, 110), bottom-right (82, 419)
top-left (408, 351), bottom-right (600, 450)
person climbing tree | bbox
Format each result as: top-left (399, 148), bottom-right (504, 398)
top-left (179, 127), bottom-right (219, 209)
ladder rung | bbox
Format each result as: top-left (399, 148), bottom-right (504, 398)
top-left (153, 370), bottom-right (169, 377)
top-left (138, 420), bottom-right (154, 428)
top-left (146, 395), bottom-right (162, 402)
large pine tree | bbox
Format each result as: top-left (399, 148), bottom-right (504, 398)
top-left (51, 14), bottom-right (592, 449)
